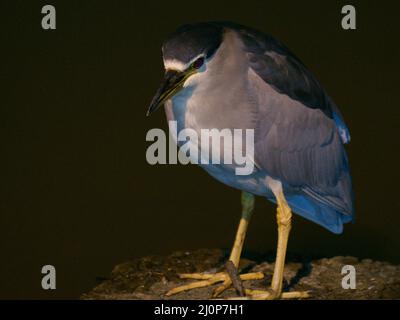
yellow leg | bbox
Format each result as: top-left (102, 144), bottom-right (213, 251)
top-left (212, 217), bottom-right (251, 297)
top-left (271, 192), bottom-right (291, 295)
top-left (244, 189), bottom-right (310, 300)
top-left (229, 217), bottom-right (250, 267)
top-left (165, 192), bottom-right (263, 297)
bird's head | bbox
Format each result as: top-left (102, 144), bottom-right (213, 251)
top-left (147, 23), bottom-right (223, 116)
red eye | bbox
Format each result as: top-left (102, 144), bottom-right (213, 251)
top-left (192, 57), bottom-right (204, 69)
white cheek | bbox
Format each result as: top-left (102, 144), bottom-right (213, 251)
top-left (183, 73), bottom-right (201, 87)
top-left (183, 65), bottom-right (207, 88)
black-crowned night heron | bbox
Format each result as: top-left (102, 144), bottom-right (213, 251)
top-left (147, 22), bottom-right (353, 299)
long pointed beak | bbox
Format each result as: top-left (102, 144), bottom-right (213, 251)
top-left (147, 70), bottom-right (191, 116)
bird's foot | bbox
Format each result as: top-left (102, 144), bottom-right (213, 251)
top-left (165, 271), bottom-right (264, 297)
top-left (228, 288), bottom-right (311, 300)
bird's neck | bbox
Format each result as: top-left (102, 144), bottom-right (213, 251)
top-left (168, 31), bottom-right (256, 132)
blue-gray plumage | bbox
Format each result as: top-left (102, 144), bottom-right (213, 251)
top-left (147, 22), bottom-right (354, 299)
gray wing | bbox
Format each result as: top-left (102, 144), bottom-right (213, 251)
top-left (236, 28), bottom-right (353, 215)
top-left (220, 21), bottom-right (351, 143)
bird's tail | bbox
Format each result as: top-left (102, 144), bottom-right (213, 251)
top-left (282, 152), bottom-right (355, 234)
top-left (284, 192), bottom-right (353, 234)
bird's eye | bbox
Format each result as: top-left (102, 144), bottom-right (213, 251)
top-left (191, 57), bottom-right (204, 69)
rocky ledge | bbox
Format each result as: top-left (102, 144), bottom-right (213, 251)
top-left (82, 249), bottom-right (400, 300)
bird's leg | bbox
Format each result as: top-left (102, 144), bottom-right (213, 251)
top-left (165, 192), bottom-right (264, 298)
top-left (211, 191), bottom-right (256, 297)
top-left (270, 192), bottom-right (292, 296)
top-left (229, 191), bottom-right (254, 266)
top-left (244, 190), bottom-right (310, 300)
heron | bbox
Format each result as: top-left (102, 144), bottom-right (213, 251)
top-left (147, 22), bottom-right (354, 299)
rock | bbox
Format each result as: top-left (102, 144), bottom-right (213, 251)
top-left (81, 249), bottom-right (400, 300)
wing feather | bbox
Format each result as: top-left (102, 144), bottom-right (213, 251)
top-left (251, 75), bottom-right (353, 215)
top-left (211, 22), bottom-right (354, 220)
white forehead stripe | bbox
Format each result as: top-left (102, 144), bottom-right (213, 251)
top-left (163, 54), bottom-right (206, 71)
top-left (163, 59), bottom-right (186, 71)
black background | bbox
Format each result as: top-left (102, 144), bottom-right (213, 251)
top-left (1, 0), bottom-right (399, 299)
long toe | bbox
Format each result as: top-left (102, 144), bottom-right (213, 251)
top-left (245, 289), bottom-right (311, 300)
top-left (165, 271), bottom-right (264, 298)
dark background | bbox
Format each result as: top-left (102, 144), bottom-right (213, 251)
top-left (1, 0), bottom-right (399, 299)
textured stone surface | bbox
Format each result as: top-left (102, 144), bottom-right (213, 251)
top-left (82, 249), bottom-right (400, 300)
